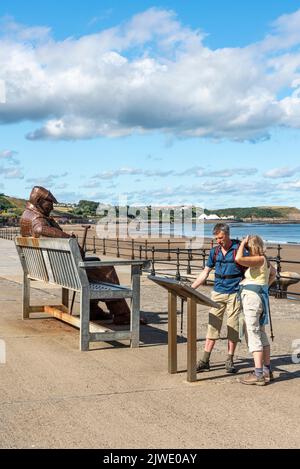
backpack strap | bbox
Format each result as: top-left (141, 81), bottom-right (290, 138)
top-left (213, 245), bottom-right (221, 265)
top-left (213, 241), bottom-right (246, 276)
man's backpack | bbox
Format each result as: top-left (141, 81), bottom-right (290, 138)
top-left (212, 240), bottom-right (247, 278)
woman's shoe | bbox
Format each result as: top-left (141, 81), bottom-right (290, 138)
top-left (239, 372), bottom-right (266, 386)
top-left (264, 370), bottom-right (274, 383)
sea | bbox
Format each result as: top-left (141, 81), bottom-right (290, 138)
top-left (138, 222), bottom-right (300, 244)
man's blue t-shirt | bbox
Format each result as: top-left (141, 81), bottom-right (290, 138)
top-left (207, 240), bottom-right (247, 294)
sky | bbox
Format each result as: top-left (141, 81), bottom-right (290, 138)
top-left (1, 0), bottom-right (300, 209)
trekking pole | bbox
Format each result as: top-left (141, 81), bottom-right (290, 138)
top-left (70, 225), bottom-right (91, 315)
top-left (267, 296), bottom-right (274, 342)
top-left (180, 298), bottom-right (184, 336)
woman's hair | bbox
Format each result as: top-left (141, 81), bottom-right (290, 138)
top-left (247, 235), bottom-right (265, 256)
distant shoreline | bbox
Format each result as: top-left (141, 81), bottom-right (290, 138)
top-left (202, 219), bottom-right (300, 224)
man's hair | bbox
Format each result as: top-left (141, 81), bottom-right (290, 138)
top-left (213, 222), bottom-right (230, 236)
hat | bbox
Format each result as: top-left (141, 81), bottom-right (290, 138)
top-left (29, 186), bottom-right (58, 205)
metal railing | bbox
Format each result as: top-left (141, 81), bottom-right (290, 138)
top-left (1, 227), bottom-right (300, 300)
top-left (81, 235), bottom-right (300, 300)
top-left (0, 228), bottom-right (20, 240)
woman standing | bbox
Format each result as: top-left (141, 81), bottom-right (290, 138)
top-left (235, 235), bottom-right (276, 386)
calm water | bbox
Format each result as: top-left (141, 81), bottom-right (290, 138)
top-left (141, 222), bottom-right (300, 244)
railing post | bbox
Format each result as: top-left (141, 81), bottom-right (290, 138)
top-left (131, 239), bottom-right (135, 260)
top-left (139, 245), bottom-right (142, 260)
top-left (187, 248), bottom-right (192, 275)
top-left (151, 246), bottom-right (156, 276)
top-left (145, 240), bottom-right (148, 260)
top-left (117, 238), bottom-right (120, 258)
top-left (93, 236), bottom-right (96, 254)
top-left (176, 248), bottom-right (181, 280)
top-left (168, 239), bottom-right (171, 261)
top-left (202, 249), bottom-right (206, 269)
top-left (103, 238), bottom-right (106, 255)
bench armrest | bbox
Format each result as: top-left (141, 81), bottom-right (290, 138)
top-left (79, 260), bottom-right (150, 268)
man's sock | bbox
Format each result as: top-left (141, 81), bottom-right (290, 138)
top-left (255, 367), bottom-right (263, 377)
top-left (227, 353), bottom-right (234, 363)
top-left (202, 350), bottom-right (211, 363)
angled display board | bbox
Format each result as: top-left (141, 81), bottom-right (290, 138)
top-left (149, 275), bottom-right (219, 308)
top-left (148, 275), bottom-right (219, 382)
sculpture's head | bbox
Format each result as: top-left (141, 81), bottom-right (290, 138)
top-left (29, 186), bottom-right (58, 216)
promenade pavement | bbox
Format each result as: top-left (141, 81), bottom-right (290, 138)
top-left (0, 238), bottom-right (300, 449)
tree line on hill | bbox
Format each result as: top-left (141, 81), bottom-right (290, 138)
top-left (1, 194), bottom-right (300, 224)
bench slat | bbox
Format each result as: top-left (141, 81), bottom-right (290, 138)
top-left (23, 247), bottom-right (49, 282)
top-left (48, 250), bottom-right (81, 290)
top-left (89, 282), bottom-right (132, 300)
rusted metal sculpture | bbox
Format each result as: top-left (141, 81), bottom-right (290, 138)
top-left (20, 186), bottom-right (131, 324)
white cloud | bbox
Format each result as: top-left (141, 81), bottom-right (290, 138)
top-left (0, 149), bottom-right (19, 164)
top-left (278, 179), bottom-right (300, 190)
top-left (90, 165), bottom-right (258, 180)
top-left (26, 172), bottom-right (68, 187)
top-left (178, 167), bottom-right (258, 177)
top-left (264, 166), bottom-right (300, 178)
top-left (54, 191), bottom-right (85, 203)
top-left (258, 9), bottom-right (300, 52)
top-left (55, 183), bottom-right (69, 190)
top-left (0, 166), bottom-right (23, 179)
top-left (0, 78), bottom-right (5, 103)
top-left (109, 179), bottom-right (277, 206)
top-left (0, 16), bottom-right (51, 42)
top-left (1, 8), bottom-right (300, 141)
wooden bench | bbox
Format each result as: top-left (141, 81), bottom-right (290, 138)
top-left (15, 236), bottom-right (146, 351)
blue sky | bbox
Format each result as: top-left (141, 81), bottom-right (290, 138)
top-left (1, 0), bottom-right (300, 209)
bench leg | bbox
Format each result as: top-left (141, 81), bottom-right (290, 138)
top-left (23, 273), bottom-right (30, 319)
top-left (131, 266), bottom-right (140, 348)
top-left (62, 288), bottom-right (69, 310)
top-left (80, 289), bottom-right (90, 351)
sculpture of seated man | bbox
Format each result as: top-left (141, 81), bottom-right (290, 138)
top-left (20, 186), bottom-right (135, 325)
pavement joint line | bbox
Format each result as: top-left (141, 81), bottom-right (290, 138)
top-left (0, 276), bottom-right (59, 298)
top-left (0, 386), bottom-right (181, 407)
top-left (0, 334), bottom-right (75, 339)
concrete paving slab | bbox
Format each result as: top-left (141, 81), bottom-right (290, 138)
top-left (0, 239), bottom-right (300, 448)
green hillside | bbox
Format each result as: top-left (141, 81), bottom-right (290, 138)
top-left (0, 194), bottom-right (26, 217)
top-left (206, 206), bottom-right (300, 220)
top-left (1, 194), bottom-right (300, 221)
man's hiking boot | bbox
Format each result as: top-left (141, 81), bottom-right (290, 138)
top-left (239, 372), bottom-right (266, 386)
top-left (264, 370), bottom-right (274, 383)
top-left (113, 315), bottom-right (148, 326)
top-left (225, 358), bottom-right (237, 374)
top-left (89, 306), bottom-right (113, 321)
top-left (196, 360), bottom-right (210, 372)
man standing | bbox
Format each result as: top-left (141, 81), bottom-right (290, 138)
top-left (192, 223), bottom-right (246, 373)
top-left (20, 186), bottom-right (133, 325)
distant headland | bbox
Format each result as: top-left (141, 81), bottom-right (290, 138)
top-left (1, 193), bottom-right (300, 226)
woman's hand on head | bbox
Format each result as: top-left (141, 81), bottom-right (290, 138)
top-left (241, 235), bottom-right (249, 245)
